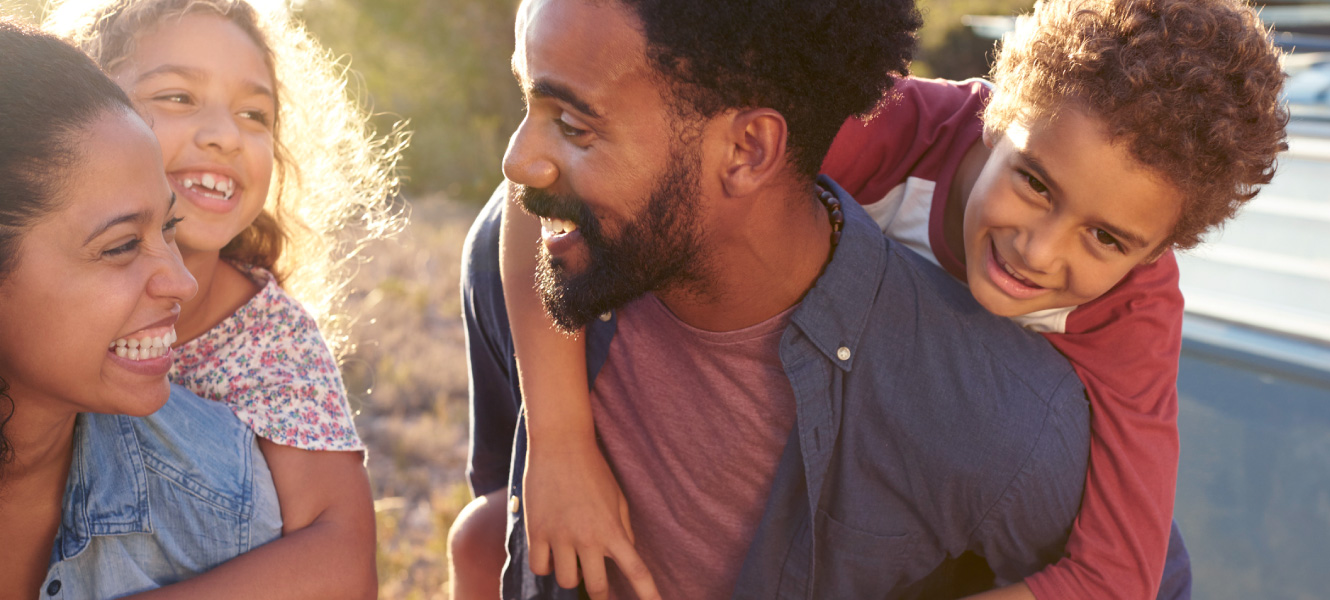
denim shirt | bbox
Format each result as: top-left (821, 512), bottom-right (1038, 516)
top-left (42, 384), bottom-right (282, 599)
top-left (461, 177), bottom-right (1188, 598)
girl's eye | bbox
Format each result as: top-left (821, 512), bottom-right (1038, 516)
top-left (103, 238), bottom-right (141, 258)
top-left (1021, 170), bottom-right (1050, 195)
top-left (153, 92), bottom-right (192, 105)
top-left (1094, 228), bottom-right (1123, 251)
top-left (240, 110), bottom-right (271, 126)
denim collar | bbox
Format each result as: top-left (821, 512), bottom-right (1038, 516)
top-left (787, 175), bottom-right (889, 372)
top-left (57, 412), bottom-right (153, 560)
top-left (584, 175), bottom-right (886, 374)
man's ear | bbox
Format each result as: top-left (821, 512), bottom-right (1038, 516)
top-left (719, 108), bottom-right (788, 198)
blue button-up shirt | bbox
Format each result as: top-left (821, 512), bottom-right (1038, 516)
top-left (461, 177), bottom-right (1187, 598)
top-left (43, 384), bottom-right (282, 599)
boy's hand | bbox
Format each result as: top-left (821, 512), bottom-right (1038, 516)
top-left (524, 437), bottom-right (660, 600)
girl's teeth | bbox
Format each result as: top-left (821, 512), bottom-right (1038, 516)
top-left (202, 173), bottom-right (216, 189)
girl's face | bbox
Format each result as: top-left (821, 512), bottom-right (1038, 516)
top-left (111, 12), bottom-right (276, 255)
top-left (0, 109), bottom-right (197, 417)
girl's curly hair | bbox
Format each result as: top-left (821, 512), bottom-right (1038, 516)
top-left (985, 0), bottom-right (1288, 250)
top-left (45, 0), bottom-right (408, 356)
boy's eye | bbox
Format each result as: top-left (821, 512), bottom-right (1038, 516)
top-left (1094, 228), bottom-right (1123, 250)
top-left (1022, 171), bottom-right (1050, 195)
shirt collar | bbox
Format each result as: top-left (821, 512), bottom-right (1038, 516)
top-left (58, 412), bottom-right (152, 560)
top-left (788, 175), bottom-right (889, 371)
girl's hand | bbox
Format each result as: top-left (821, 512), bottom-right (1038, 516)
top-left (523, 435), bottom-right (660, 600)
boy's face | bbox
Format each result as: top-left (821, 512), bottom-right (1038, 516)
top-left (963, 106), bottom-right (1181, 317)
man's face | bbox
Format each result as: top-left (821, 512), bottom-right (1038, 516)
top-left (963, 106), bottom-right (1181, 317)
top-left (505, 0), bottom-right (710, 331)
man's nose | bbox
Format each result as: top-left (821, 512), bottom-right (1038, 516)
top-left (502, 116), bottom-right (558, 189)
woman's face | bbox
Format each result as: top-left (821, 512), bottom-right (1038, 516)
top-left (111, 12), bottom-right (276, 255)
top-left (0, 109), bottom-right (197, 417)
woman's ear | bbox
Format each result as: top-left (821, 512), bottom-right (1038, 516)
top-left (982, 125), bottom-right (998, 149)
top-left (719, 108), bottom-right (788, 198)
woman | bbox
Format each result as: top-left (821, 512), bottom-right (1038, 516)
top-left (0, 20), bottom-right (282, 599)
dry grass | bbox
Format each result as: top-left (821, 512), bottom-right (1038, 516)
top-left (341, 197), bottom-right (482, 599)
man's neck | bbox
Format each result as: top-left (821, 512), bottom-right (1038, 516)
top-left (657, 185), bottom-right (832, 332)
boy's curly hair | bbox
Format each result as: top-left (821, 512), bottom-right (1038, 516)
top-left (985, 0), bottom-right (1288, 250)
top-left (45, 0), bottom-right (408, 357)
top-left (618, 0), bottom-right (923, 180)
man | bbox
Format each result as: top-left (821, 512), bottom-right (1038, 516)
top-left (454, 0), bottom-right (1173, 597)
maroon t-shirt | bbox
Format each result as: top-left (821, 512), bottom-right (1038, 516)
top-left (590, 294), bottom-right (797, 600)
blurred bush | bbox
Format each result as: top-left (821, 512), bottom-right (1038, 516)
top-left (298, 0), bottom-right (523, 203)
top-left (913, 0), bottom-right (1035, 80)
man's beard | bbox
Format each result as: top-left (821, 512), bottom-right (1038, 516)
top-left (512, 143), bottom-right (708, 333)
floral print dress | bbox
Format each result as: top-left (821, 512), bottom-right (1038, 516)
top-left (169, 265), bottom-right (364, 452)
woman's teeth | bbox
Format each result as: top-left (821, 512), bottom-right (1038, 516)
top-left (182, 174), bottom-right (235, 200)
top-left (109, 329), bottom-right (178, 361)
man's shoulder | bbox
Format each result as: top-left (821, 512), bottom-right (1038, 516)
top-left (870, 241), bottom-right (1083, 403)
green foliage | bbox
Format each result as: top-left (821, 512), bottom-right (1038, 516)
top-left (298, 0), bottom-right (523, 203)
top-left (913, 0), bottom-right (1035, 80)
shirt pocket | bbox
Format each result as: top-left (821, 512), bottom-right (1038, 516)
top-left (814, 509), bottom-right (916, 598)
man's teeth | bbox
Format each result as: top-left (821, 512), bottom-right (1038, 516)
top-left (541, 217), bottom-right (578, 235)
top-left (182, 174), bottom-right (235, 200)
top-left (109, 329), bottom-right (178, 361)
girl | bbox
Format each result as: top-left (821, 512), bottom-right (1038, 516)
top-left (44, 0), bottom-right (406, 596)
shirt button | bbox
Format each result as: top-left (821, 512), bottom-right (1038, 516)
top-left (837, 346), bottom-right (851, 361)
top-left (509, 495), bottom-right (521, 514)
top-left (47, 580), bottom-right (61, 596)
top-left (599, 311), bottom-right (613, 322)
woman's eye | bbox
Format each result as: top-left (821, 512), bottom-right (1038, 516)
top-left (104, 238), bottom-right (141, 257)
top-left (1021, 170), bottom-right (1050, 195)
top-left (1094, 228), bottom-right (1123, 251)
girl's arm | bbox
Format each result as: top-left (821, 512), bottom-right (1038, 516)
top-left (127, 443), bottom-right (377, 600)
top-left (501, 188), bottom-right (659, 600)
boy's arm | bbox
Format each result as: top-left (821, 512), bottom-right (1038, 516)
top-left (500, 188), bottom-right (660, 600)
top-left (973, 256), bottom-right (1185, 600)
top-left (125, 443), bottom-right (378, 600)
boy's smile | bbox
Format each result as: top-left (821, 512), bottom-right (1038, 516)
top-left (962, 106), bottom-right (1181, 317)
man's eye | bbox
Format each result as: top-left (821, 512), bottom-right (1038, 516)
top-left (555, 118), bottom-right (589, 138)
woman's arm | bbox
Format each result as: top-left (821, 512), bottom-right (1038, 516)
top-left (127, 443), bottom-right (376, 600)
top-left (501, 189), bottom-right (659, 600)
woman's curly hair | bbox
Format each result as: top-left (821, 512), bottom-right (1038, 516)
top-left (45, 0), bottom-right (408, 356)
top-left (619, 0), bottom-right (923, 180)
top-left (985, 0), bottom-right (1288, 250)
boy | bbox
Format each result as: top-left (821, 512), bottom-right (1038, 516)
top-left (452, 0), bottom-right (1287, 597)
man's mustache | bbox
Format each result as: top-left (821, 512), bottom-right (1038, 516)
top-left (508, 181), bottom-right (594, 229)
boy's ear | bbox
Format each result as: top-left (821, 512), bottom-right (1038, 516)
top-left (719, 108), bottom-right (788, 198)
top-left (982, 125), bottom-right (999, 149)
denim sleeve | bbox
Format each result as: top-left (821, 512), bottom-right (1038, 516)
top-left (460, 185), bottom-right (523, 497)
top-left (972, 370), bottom-right (1092, 584)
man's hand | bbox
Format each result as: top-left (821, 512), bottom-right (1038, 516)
top-left (524, 436), bottom-right (660, 600)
